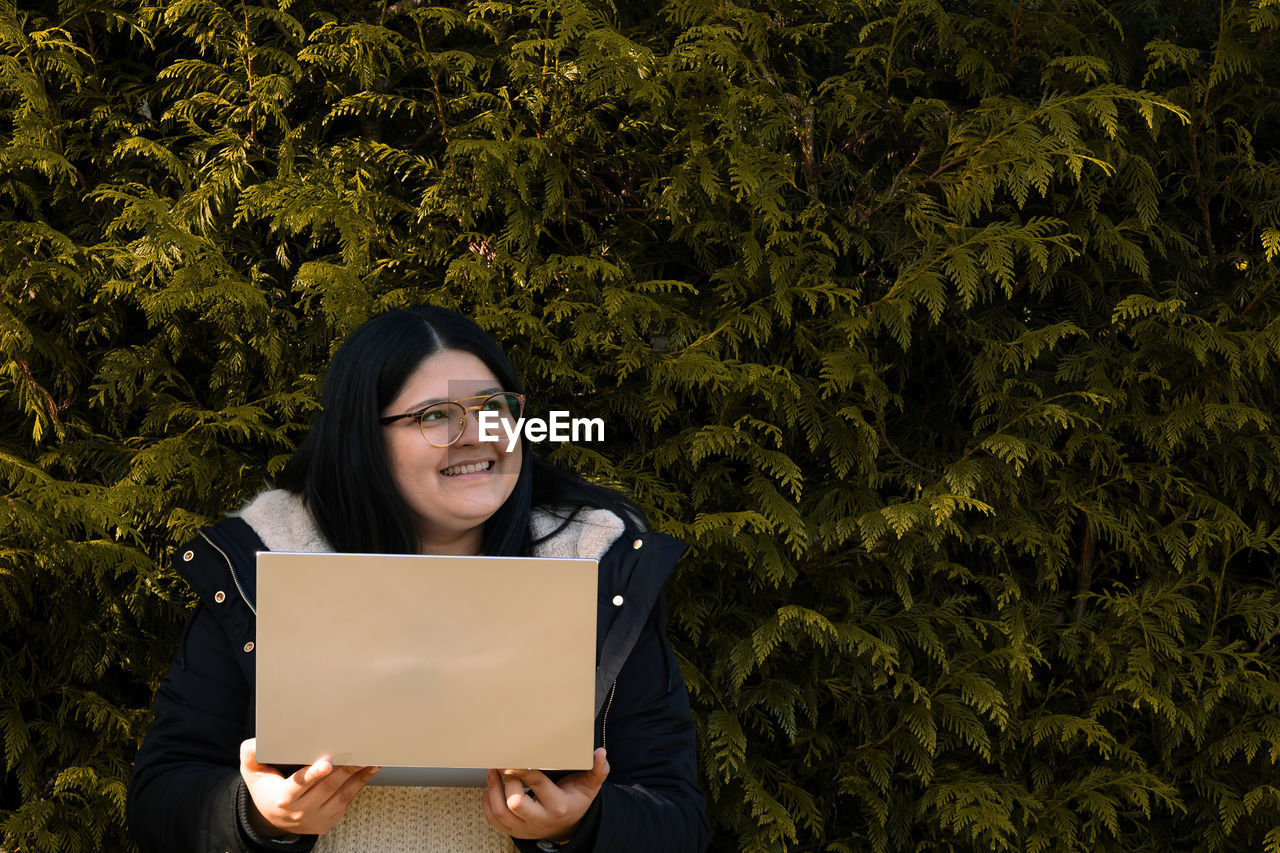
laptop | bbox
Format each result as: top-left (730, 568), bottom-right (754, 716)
top-left (254, 551), bottom-right (598, 786)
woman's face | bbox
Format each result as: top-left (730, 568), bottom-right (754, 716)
top-left (381, 348), bottom-right (522, 554)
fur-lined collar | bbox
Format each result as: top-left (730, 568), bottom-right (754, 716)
top-left (237, 489), bottom-right (625, 561)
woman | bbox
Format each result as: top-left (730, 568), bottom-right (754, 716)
top-left (127, 305), bottom-right (710, 852)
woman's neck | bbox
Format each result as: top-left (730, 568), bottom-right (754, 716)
top-left (418, 527), bottom-right (484, 556)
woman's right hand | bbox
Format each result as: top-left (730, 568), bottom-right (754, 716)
top-left (239, 738), bottom-right (380, 837)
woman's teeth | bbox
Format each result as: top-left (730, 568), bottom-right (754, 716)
top-left (442, 461), bottom-right (493, 477)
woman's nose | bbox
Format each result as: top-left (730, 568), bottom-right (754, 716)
top-left (453, 407), bottom-right (485, 446)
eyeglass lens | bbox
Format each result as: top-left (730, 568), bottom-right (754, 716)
top-left (417, 393), bottom-right (523, 447)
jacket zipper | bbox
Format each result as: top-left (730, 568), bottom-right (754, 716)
top-left (601, 680), bottom-right (617, 749)
top-left (197, 531), bottom-right (257, 616)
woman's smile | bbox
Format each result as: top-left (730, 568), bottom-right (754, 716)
top-left (441, 459), bottom-right (495, 477)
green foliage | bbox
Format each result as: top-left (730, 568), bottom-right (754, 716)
top-left (3, 0), bottom-right (1279, 850)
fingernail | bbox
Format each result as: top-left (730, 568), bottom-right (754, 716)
top-left (370, 767), bottom-right (381, 775)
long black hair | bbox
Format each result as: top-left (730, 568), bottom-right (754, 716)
top-left (276, 305), bottom-right (642, 555)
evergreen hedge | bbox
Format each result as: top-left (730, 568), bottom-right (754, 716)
top-left (3, 0), bottom-right (1280, 850)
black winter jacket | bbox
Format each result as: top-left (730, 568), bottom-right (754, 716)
top-left (127, 514), bottom-right (710, 853)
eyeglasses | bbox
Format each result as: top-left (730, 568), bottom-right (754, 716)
top-left (379, 392), bottom-right (526, 447)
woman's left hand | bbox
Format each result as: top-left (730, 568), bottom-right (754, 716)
top-left (482, 748), bottom-right (609, 842)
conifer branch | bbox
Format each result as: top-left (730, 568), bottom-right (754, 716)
top-left (11, 356), bottom-right (63, 433)
top-left (1074, 518), bottom-right (1095, 622)
top-left (876, 416), bottom-right (939, 479)
top-left (385, 0), bottom-right (427, 15)
top-left (843, 716), bottom-right (909, 759)
top-left (926, 90), bottom-right (1186, 183)
top-left (242, 4), bottom-right (256, 144)
top-left (1188, 124), bottom-right (1216, 280)
top-left (1238, 281), bottom-right (1272, 318)
top-left (1254, 625), bottom-right (1280, 655)
top-left (751, 58), bottom-right (817, 198)
top-left (431, 72), bottom-right (450, 143)
top-left (1006, 0), bottom-right (1024, 76)
top-left (860, 147), bottom-right (922, 222)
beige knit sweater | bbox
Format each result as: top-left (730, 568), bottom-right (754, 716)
top-left (238, 490), bottom-right (625, 853)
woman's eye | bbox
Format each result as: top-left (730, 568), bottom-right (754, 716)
top-left (418, 408), bottom-right (448, 422)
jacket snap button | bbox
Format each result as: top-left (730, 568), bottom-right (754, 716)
top-left (182, 550), bottom-right (194, 561)
top-left (612, 595), bottom-right (624, 607)
top-left (243, 642), bottom-right (254, 653)
top-left (632, 538), bottom-right (643, 549)
top-left (214, 591), bottom-right (226, 604)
